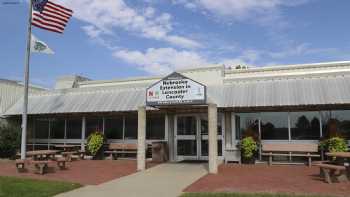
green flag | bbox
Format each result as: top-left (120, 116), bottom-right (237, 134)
top-left (31, 34), bottom-right (54, 54)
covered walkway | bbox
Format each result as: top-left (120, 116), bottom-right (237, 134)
top-left (56, 163), bottom-right (208, 197)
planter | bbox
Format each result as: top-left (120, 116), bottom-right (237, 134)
top-left (92, 147), bottom-right (104, 160)
top-left (241, 156), bottom-right (256, 164)
top-left (241, 151), bottom-right (258, 164)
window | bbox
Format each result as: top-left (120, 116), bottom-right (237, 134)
top-left (105, 117), bottom-right (123, 139)
top-left (125, 116), bottom-right (137, 139)
top-left (86, 118), bottom-right (103, 138)
top-left (322, 110), bottom-right (350, 140)
top-left (217, 114), bottom-right (223, 136)
top-left (66, 118), bottom-right (81, 139)
top-left (235, 113), bottom-right (260, 140)
top-left (200, 116), bottom-right (223, 136)
top-left (35, 119), bottom-right (49, 139)
top-left (261, 112), bottom-right (289, 140)
top-left (333, 110), bottom-right (350, 139)
top-left (51, 119), bottom-right (65, 139)
top-left (177, 116), bottom-right (196, 135)
top-left (27, 119), bottom-right (35, 139)
top-left (147, 115), bottom-right (165, 140)
top-left (290, 112), bottom-right (320, 140)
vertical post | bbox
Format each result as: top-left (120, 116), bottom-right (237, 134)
top-left (258, 118), bottom-right (262, 161)
top-left (208, 103), bottom-right (218, 174)
top-left (122, 116), bottom-right (125, 141)
top-left (137, 106), bottom-right (146, 171)
top-left (102, 117), bottom-right (105, 135)
top-left (81, 117), bottom-right (86, 151)
top-left (48, 120), bottom-right (51, 150)
top-left (20, 0), bottom-right (33, 160)
top-left (64, 119), bottom-right (67, 145)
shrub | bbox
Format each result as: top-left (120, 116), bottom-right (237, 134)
top-left (86, 132), bottom-right (104, 156)
top-left (241, 136), bottom-right (258, 159)
top-left (0, 124), bottom-right (21, 158)
top-left (328, 137), bottom-right (348, 153)
top-left (319, 137), bottom-right (348, 153)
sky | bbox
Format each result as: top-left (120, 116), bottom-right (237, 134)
top-left (0, 0), bottom-right (350, 88)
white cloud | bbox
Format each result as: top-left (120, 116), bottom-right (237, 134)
top-left (173, 0), bottom-right (310, 24)
top-left (112, 42), bottom-right (343, 75)
top-left (81, 25), bottom-right (102, 39)
top-left (57, 0), bottom-right (201, 48)
top-left (113, 48), bottom-right (210, 74)
top-left (144, 7), bottom-right (155, 18)
top-left (267, 43), bottom-right (339, 59)
top-left (112, 47), bottom-right (263, 74)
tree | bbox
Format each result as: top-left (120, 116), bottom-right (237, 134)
top-left (0, 124), bottom-right (21, 158)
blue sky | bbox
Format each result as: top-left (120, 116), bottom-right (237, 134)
top-left (1, 0), bottom-right (350, 88)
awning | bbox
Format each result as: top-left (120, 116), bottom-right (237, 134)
top-left (4, 74), bottom-right (350, 115)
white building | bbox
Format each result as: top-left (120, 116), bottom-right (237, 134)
top-left (0, 79), bottom-right (45, 125)
top-left (3, 61), bottom-right (350, 172)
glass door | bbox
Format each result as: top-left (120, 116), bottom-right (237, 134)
top-left (199, 115), bottom-right (223, 160)
top-left (175, 114), bottom-right (224, 161)
top-left (175, 115), bottom-right (199, 160)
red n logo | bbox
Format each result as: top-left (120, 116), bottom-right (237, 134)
top-left (148, 91), bottom-right (154, 96)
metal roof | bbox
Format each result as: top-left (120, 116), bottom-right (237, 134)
top-left (4, 74), bottom-right (350, 115)
top-left (219, 74), bottom-right (350, 108)
top-left (0, 80), bottom-right (46, 116)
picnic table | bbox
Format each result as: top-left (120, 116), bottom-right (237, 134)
top-left (26, 150), bottom-right (58, 161)
top-left (326, 152), bottom-right (350, 159)
top-left (25, 150), bottom-right (59, 174)
top-left (320, 152), bottom-right (350, 183)
top-left (54, 144), bottom-right (83, 161)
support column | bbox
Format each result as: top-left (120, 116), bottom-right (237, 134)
top-left (137, 106), bottom-right (146, 171)
top-left (208, 103), bottom-right (218, 174)
top-left (81, 117), bottom-right (86, 152)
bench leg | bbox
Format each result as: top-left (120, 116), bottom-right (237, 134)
top-left (65, 154), bottom-right (72, 162)
top-left (320, 168), bottom-right (325, 177)
top-left (16, 163), bottom-right (25, 173)
top-left (308, 157), bottom-right (312, 167)
top-left (337, 170), bottom-right (349, 182)
top-left (57, 161), bottom-right (66, 170)
top-left (35, 164), bottom-right (47, 175)
top-left (322, 168), bottom-right (332, 184)
top-left (268, 155), bottom-right (272, 166)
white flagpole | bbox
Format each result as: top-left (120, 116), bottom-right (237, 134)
top-left (20, 0), bottom-right (33, 160)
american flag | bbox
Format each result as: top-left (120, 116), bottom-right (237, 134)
top-left (32, 0), bottom-right (73, 34)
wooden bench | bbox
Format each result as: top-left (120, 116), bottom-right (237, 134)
top-left (15, 159), bottom-right (26, 172)
top-left (315, 163), bottom-right (347, 183)
top-left (261, 143), bottom-right (320, 167)
top-left (105, 143), bottom-right (138, 159)
top-left (31, 160), bottom-right (50, 175)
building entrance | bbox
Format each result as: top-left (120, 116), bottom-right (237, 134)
top-left (174, 114), bottom-right (223, 161)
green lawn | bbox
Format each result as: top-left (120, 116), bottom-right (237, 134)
top-left (181, 193), bottom-right (336, 197)
top-left (0, 176), bottom-right (81, 197)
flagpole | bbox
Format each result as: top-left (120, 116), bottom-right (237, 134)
top-left (20, 0), bottom-right (33, 160)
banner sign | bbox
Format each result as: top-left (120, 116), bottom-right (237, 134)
top-left (146, 72), bottom-right (206, 106)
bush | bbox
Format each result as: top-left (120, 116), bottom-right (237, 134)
top-left (241, 136), bottom-right (258, 159)
top-left (86, 132), bottom-right (104, 156)
top-left (319, 137), bottom-right (348, 153)
top-left (0, 124), bottom-right (21, 158)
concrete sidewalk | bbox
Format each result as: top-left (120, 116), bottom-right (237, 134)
top-left (56, 163), bottom-right (208, 197)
